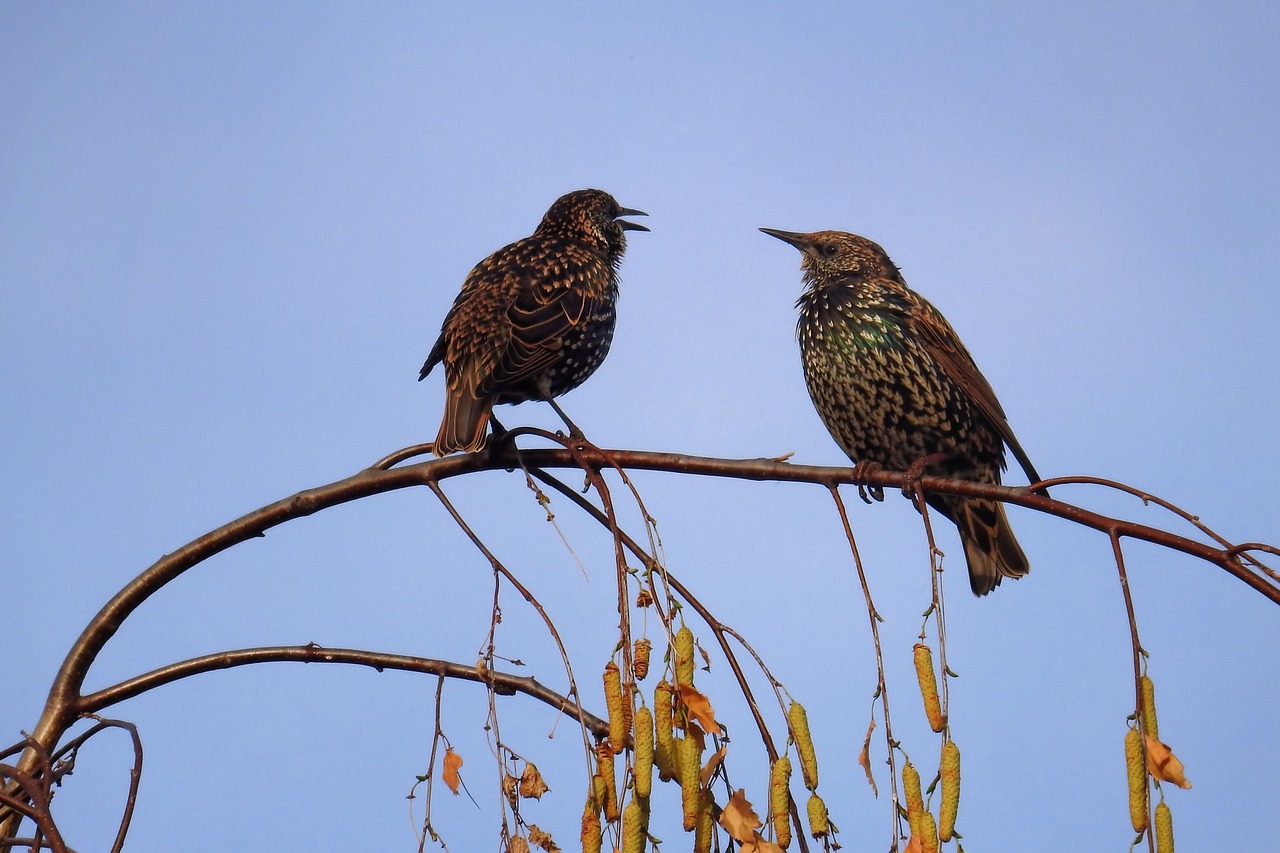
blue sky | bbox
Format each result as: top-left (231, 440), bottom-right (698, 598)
top-left (2, 4), bottom-right (1277, 851)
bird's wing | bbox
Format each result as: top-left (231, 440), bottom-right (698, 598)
top-left (905, 287), bottom-right (1044, 486)
top-left (485, 250), bottom-right (607, 391)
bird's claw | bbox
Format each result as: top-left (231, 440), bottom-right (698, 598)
top-left (851, 460), bottom-right (885, 504)
top-left (902, 452), bottom-right (950, 501)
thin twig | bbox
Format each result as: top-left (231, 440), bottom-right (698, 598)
top-left (830, 486), bottom-right (899, 852)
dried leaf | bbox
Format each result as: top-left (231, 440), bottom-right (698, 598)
top-left (1144, 735), bottom-right (1192, 789)
top-left (685, 720), bottom-right (706, 753)
top-left (502, 773), bottom-right (519, 807)
top-left (443, 747), bottom-right (463, 795)
top-left (528, 825), bottom-right (560, 853)
top-left (677, 684), bottom-right (723, 736)
top-left (717, 789), bottom-right (764, 843)
top-left (508, 835), bottom-right (530, 853)
top-left (699, 744), bottom-right (728, 787)
top-left (520, 762), bottom-right (551, 799)
top-left (738, 834), bottom-right (786, 853)
top-left (903, 834), bottom-right (924, 853)
top-left (742, 834), bottom-right (786, 853)
top-left (858, 715), bottom-right (878, 796)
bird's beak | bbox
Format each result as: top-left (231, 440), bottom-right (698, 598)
top-left (759, 227), bottom-right (811, 250)
top-left (618, 208), bottom-right (650, 232)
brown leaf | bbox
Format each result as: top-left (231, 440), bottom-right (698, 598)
top-left (443, 747), bottom-right (463, 795)
top-left (699, 744), bottom-right (728, 787)
top-left (903, 834), bottom-right (924, 853)
top-left (507, 835), bottom-right (530, 853)
top-left (685, 720), bottom-right (706, 752)
top-left (858, 715), bottom-right (878, 796)
top-left (527, 825), bottom-right (560, 853)
top-left (502, 773), bottom-right (519, 807)
top-left (742, 834), bottom-right (786, 853)
top-left (717, 788), bottom-right (764, 843)
top-left (677, 684), bottom-right (723, 736)
top-left (520, 762), bottom-right (551, 799)
top-left (1144, 735), bottom-right (1192, 789)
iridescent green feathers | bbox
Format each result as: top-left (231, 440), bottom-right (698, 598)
top-left (761, 228), bottom-right (1042, 595)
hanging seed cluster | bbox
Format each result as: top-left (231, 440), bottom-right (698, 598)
top-left (1123, 672), bottom-right (1182, 850)
top-left (573, 621), bottom-right (838, 853)
top-left (913, 643), bottom-right (946, 733)
top-left (901, 639), bottom-right (964, 849)
top-left (770, 755), bottom-right (792, 848)
top-left (783, 700), bottom-right (832, 845)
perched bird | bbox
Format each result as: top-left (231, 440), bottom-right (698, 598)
top-left (420, 189), bottom-right (647, 455)
top-left (760, 228), bottom-right (1043, 595)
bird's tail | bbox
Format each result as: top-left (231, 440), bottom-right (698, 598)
top-left (940, 497), bottom-right (1030, 596)
top-left (433, 385), bottom-right (493, 456)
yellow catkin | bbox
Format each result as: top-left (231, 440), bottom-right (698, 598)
top-left (1125, 727), bottom-right (1149, 832)
top-left (938, 740), bottom-right (960, 842)
top-left (597, 742), bottom-right (620, 824)
top-left (622, 797), bottom-right (646, 853)
top-left (625, 680), bottom-right (635, 735)
top-left (581, 798), bottom-right (602, 853)
top-left (788, 702), bottom-right (819, 790)
top-left (674, 626), bottom-right (696, 687)
top-left (914, 644), bottom-right (946, 733)
top-left (770, 755), bottom-right (793, 848)
top-left (1140, 675), bottom-right (1160, 741)
top-left (1154, 801), bottom-right (1174, 853)
top-left (634, 638), bottom-right (652, 681)
top-left (693, 789), bottom-right (714, 853)
top-left (916, 810), bottom-right (939, 853)
top-left (806, 792), bottom-right (830, 838)
top-left (604, 661), bottom-right (628, 754)
top-left (678, 736), bottom-right (702, 831)
top-left (654, 681), bottom-right (677, 782)
top-left (633, 706), bottom-right (655, 799)
top-left (903, 761), bottom-right (924, 839)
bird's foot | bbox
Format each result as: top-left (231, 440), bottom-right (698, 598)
top-left (484, 416), bottom-right (520, 468)
top-left (545, 398), bottom-right (588, 446)
top-left (851, 460), bottom-right (885, 504)
top-left (901, 452), bottom-right (951, 502)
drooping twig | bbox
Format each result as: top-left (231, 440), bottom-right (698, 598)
top-left (427, 482), bottom-right (598, 793)
top-left (830, 487), bottom-right (899, 852)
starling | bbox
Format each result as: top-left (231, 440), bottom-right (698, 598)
top-left (760, 228), bottom-right (1043, 595)
top-left (420, 189), bottom-right (647, 455)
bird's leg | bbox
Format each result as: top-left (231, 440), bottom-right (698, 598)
top-left (544, 397), bottom-right (586, 442)
top-left (850, 460), bottom-right (885, 504)
top-left (902, 451), bottom-right (952, 507)
top-left (483, 413), bottom-right (520, 465)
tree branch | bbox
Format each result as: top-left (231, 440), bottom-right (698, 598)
top-left (76, 645), bottom-right (608, 737)
top-left (5, 441), bottom-right (1274, 843)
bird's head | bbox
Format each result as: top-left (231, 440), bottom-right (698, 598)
top-left (539, 189), bottom-right (649, 257)
top-left (759, 228), bottom-right (901, 286)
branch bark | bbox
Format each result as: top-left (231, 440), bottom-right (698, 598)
top-left (3, 441), bottom-right (1274, 844)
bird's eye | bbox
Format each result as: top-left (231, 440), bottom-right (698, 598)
top-left (821, 244), bottom-right (839, 257)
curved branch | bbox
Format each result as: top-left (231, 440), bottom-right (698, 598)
top-left (9, 442), bottom-right (1276, 806)
top-left (76, 645), bottom-right (609, 737)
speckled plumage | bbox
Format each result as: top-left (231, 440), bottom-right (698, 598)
top-left (421, 189), bottom-right (647, 454)
top-left (761, 228), bottom-right (1042, 595)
